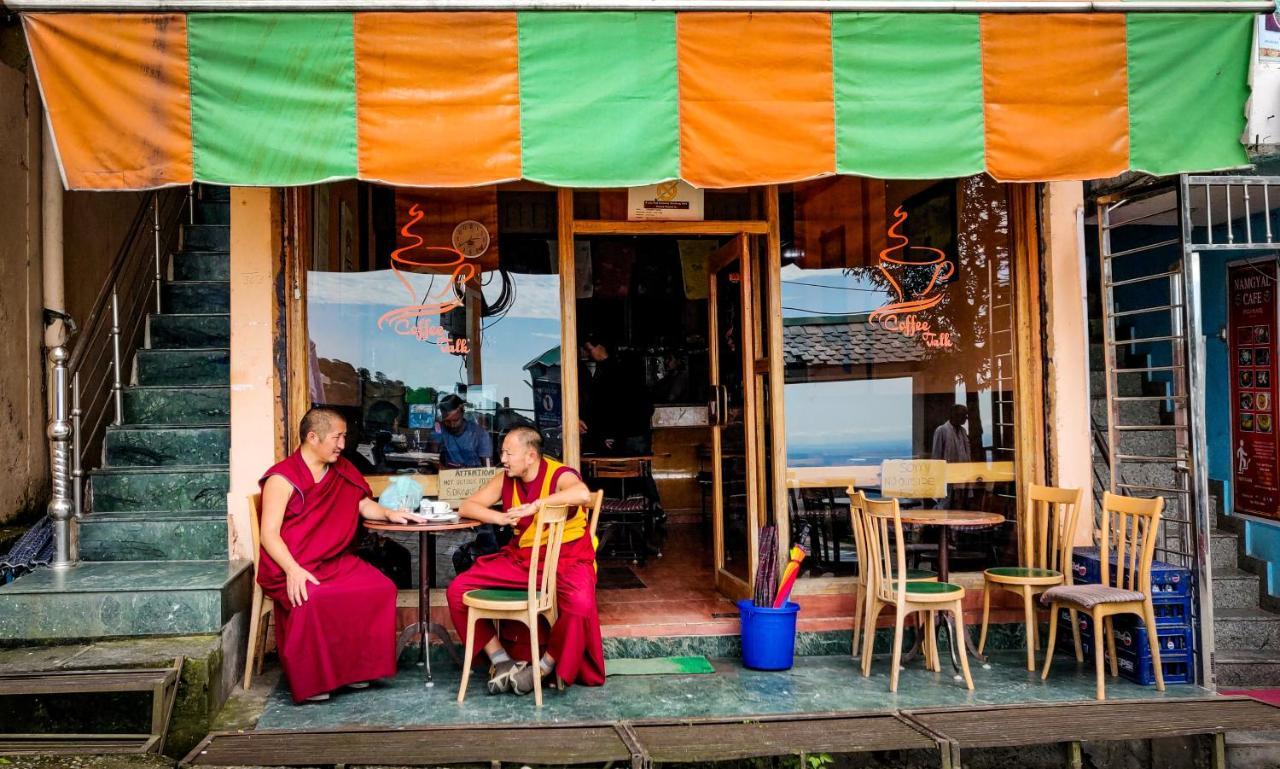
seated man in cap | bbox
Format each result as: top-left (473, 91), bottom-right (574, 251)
top-left (436, 394), bottom-right (493, 470)
top-left (447, 426), bottom-right (605, 696)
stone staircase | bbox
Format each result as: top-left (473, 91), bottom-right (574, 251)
top-left (0, 186), bottom-right (249, 644)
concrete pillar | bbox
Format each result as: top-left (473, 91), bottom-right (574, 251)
top-left (227, 188), bottom-right (282, 561)
top-left (1041, 181), bottom-right (1095, 544)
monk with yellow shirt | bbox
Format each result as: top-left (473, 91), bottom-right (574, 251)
top-left (447, 427), bottom-right (604, 696)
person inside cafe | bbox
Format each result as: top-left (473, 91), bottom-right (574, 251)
top-left (436, 393), bottom-right (493, 469)
top-left (579, 335), bottom-right (654, 455)
top-left (257, 407), bottom-right (426, 703)
top-left (446, 426), bottom-right (605, 696)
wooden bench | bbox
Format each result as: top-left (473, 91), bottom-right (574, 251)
top-left (0, 658), bottom-right (183, 756)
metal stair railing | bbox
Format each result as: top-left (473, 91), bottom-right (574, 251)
top-left (46, 187), bottom-right (191, 569)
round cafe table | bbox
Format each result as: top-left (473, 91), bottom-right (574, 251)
top-left (898, 509), bottom-right (1005, 668)
top-left (363, 516), bottom-right (479, 686)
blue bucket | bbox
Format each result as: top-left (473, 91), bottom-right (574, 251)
top-left (737, 599), bottom-right (800, 671)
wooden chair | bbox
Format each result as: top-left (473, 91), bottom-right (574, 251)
top-left (244, 493), bottom-right (274, 690)
top-left (587, 489), bottom-right (605, 547)
top-left (590, 459), bottom-right (654, 564)
top-left (847, 489), bottom-right (937, 667)
top-left (1041, 492), bottom-right (1165, 700)
top-left (979, 484), bottom-right (1084, 671)
top-left (861, 494), bottom-right (973, 692)
top-left (457, 503), bottom-right (572, 707)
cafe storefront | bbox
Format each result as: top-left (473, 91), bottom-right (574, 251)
top-left (20, 4), bottom-right (1255, 659)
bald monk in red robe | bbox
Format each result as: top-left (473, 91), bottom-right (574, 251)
top-left (447, 426), bottom-right (605, 696)
top-left (258, 407), bottom-right (426, 703)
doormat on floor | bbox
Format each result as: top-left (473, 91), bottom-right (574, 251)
top-left (606, 656), bottom-right (716, 676)
top-left (598, 565), bottom-right (646, 590)
top-left (1222, 689), bottom-right (1280, 707)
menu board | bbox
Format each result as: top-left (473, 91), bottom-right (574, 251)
top-left (1229, 259), bottom-right (1280, 521)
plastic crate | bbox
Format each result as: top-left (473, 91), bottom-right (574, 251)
top-left (1057, 609), bottom-right (1194, 648)
top-left (1070, 548), bottom-right (1192, 597)
top-left (1079, 634), bottom-right (1194, 685)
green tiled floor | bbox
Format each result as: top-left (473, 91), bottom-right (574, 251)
top-left (255, 651), bottom-right (1209, 730)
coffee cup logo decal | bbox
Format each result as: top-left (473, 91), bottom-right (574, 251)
top-left (377, 203), bottom-right (476, 355)
top-left (868, 206), bottom-right (956, 350)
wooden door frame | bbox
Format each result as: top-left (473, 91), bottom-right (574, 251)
top-left (557, 192), bottom-right (785, 598)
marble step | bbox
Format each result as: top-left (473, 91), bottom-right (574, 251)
top-left (182, 224), bottom-right (228, 251)
top-left (1226, 730), bottom-right (1280, 769)
top-left (123, 385), bottom-right (230, 426)
top-left (1216, 648), bottom-right (1280, 688)
top-left (0, 560), bottom-right (250, 642)
top-left (136, 348), bottom-right (229, 387)
top-left (193, 199), bottom-right (229, 225)
top-left (1216, 607), bottom-right (1280, 650)
top-left (79, 511), bottom-right (227, 561)
top-left (1090, 396), bottom-right (1167, 427)
top-left (1214, 567), bottom-right (1263, 611)
top-left (0, 629), bottom-right (238, 759)
top-left (90, 465), bottom-right (229, 513)
top-left (1088, 370), bottom-right (1148, 398)
top-left (173, 250), bottom-right (229, 281)
top-left (104, 425), bottom-right (229, 468)
top-left (164, 280), bottom-right (229, 314)
top-left (1213, 530), bottom-right (1242, 570)
top-left (148, 313), bottom-right (229, 350)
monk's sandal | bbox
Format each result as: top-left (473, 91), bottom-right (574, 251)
top-left (487, 660), bottom-right (524, 695)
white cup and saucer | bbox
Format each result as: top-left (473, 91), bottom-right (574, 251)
top-left (418, 499), bottom-right (458, 523)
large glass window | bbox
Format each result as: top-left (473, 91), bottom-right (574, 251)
top-left (307, 184), bottom-right (562, 473)
top-left (782, 175), bottom-right (1018, 574)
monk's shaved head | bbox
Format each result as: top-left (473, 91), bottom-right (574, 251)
top-left (300, 407), bottom-right (345, 442)
top-left (506, 426), bottom-right (543, 456)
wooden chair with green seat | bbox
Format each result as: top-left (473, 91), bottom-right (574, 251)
top-left (456, 503), bottom-right (572, 707)
top-left (244, 493), bottom-right (274, 689)
top-left (978, 484), bottom-right (1084, 671)
top-left (1041, 492), bottom-right (1165, 700)
top-left (861, 494), bottom-right (973, 692)
top-left (847, 489), bottom-right (937, 668)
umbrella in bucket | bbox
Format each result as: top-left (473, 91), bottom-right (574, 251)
top-left (753, 524), bottom-right (778, 607)
top-left (773, 538), bottom-right (810, 608)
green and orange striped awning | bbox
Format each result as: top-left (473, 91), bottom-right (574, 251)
top-left (23, 10), bottom-right (1254, 190)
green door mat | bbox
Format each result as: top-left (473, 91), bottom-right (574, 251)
top-left (606, 656), bottom-right (715, 676)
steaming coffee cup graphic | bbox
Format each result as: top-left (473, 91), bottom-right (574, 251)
top-left (868, 206), bottom-right (955, 329)
top-left (377, 204), bottom-right (478, 341)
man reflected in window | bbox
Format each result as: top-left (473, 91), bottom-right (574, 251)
top-left (436, 394), bottom-right (492, 470)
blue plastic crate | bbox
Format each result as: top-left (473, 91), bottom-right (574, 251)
top-left (1077, 632), bottom-right (1194, 686)
top-left (1057, 609), bottom-right (1194, 650)
top-left (1070, 548), bottom-right (1192, 597)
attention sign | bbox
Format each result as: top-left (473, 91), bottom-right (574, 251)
top-left (1229, 259), bottom-right (1280, 522)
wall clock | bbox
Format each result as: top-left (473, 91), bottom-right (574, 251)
top-left (452, 219), bottom-right (490, 258)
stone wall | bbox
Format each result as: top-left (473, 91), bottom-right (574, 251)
top-left (0, 19), bottom-right (48, 526)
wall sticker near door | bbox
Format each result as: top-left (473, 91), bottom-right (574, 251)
top-left (868, 206), bottom-right (955, 350)
top-left (376, 203), bottom-right (476, 356)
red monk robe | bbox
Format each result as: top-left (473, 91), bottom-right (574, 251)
top-left (258, 451), bottom-right (398, 703)
top-left (446, 456), bottom-right (606, 687)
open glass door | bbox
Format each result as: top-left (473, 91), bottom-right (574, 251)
top-left (708, 234), bottom-right (760, 598)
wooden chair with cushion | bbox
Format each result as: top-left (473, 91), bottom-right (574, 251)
top-left (861, 494), bottom-right (972, 692)
top-left (979, 484), bottom-right (1084, 671)
top-left (847, 489), bottom-right (937, 667)
top-left (457, 503), bottom-right (572, 707)
top-left (1041, 492), bottom-right (1165, 700)
top-left (244, 493), bottom-right (274, 689)
top-left (591, 459), bottom-right (654, 564)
